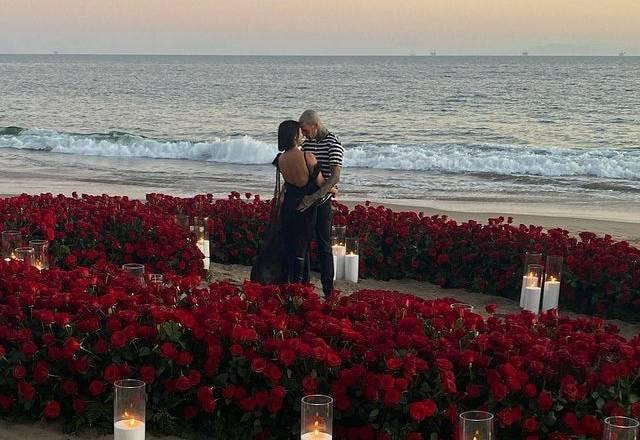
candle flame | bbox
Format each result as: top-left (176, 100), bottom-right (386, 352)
top-left (549, 276), bottom-right (557, 282)
top-left (314, 419), bottom-right (320, 436)
top-left (128, 418), bottom-right (136, 427)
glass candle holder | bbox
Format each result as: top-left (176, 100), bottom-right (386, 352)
top-left (114, 379), bottom-right (146, 440)
top-left (542, 255), bottom-right (563, 312)
top-left (29, 239), bottom-right (49, 270)
top-left (519, 251), bottom-right (542, 308)
top-left (331, 237), bottom-right (346, 281)
top-left (301, 395), bottom-right (333, 439)
top-left (193, 216), bottom-right (209, 241)
top-left (331, 225), bottom-right (346, 246)
top-left (451, 303), bottom-right (474, 315)
top-left (2, 230), bottom-right (21, 261)
top-left (344, 238), bottom-right (359, 283)
top-left (14, 247), bottom-right (34, 267)
top-left (603, 416), bottom-right (639, 440)
top-left (459, 411), bottom-right (494, 440)
top-left (122, 263), bottom-right (145, 284)
top-left (524, 264), bottom-right (544, 314)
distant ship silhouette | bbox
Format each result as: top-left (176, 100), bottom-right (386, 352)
top-left (619, 51), bottom-right (626, 57)
top-left (522, 50), bottom-right (529, 56)
top-left (430, 51), bottom-right (437, 56)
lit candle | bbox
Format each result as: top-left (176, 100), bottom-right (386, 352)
top-left (542, 276), bottom-right (560, 312)
top-left (301, 418), bottom-right (333, 440)
top-left (343, 252), bottom-right (359, 283)
top-left (519, 273), bottom-right (535, 308)
top-left (524, 284), bottom-right (541, 314)
top-left (332, 245), bottom-right (346, 281)
top-left (114, 417), bottom-right (145, 440)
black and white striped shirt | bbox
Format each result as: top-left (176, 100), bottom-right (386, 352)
top-left (302, 132), bottom-right (344, 179)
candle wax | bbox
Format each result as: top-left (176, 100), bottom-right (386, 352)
top-left (114, 419), bottom-right (145, 440)
top-left (301, 433), bottom-right (333, 440)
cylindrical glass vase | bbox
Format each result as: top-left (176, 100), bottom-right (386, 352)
top-left (519, 251), bottom-right (542, 308)
top-left (122, 263), bottom-right (145, 284)
top-left (331, 225), bottom-right (346, 246)
top-left (542, 255), bottom-right (563, 312)
top-left (301, 395), bottom-right (333, 439)
top-left (344, 238), bottom-right (359, 283)
top-left (114, 379), bottom-right (146, 440)
top-left (2, 230), bottom-right (21, 261)
top-left (603, 416), bottom-right (639, 440)
top-left (29, 239), bottom-right (49, 270)
top-left (14, 247), bottom-right (34, 267)
top-left (459, 411), bottom-right (494, 440)
top-left (524, 264), bottom-right (543, 314)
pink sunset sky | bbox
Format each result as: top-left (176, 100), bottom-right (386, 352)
top-left (0, 0), bottom-right (638, 55)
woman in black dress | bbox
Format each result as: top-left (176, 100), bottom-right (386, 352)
top-left (276, 120), bottom-right (324, 282)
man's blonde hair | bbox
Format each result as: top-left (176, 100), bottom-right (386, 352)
top-left (299, 109), bottom-right (328, 138)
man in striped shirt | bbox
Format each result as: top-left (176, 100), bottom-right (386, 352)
top-left (298, 110), bottom-right (343, 298)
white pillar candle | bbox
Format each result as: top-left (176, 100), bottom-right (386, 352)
top-left (333, 255), bottom-right (344, 281)
top-left (541, 280), bottom-right (560, 312)
top-left (203, 240), bottom-right (210, 257)
top-left (301, 433), bottom-right (333, 440)
top-left (331, 245), bottom-right (346, 257)
top-left (524, 286), bottom-right (541, 314)
top-left (520, 275), bottom-right (535, 309)
top-left (344, 253), bottom-right (359, 283)
top-left (203, 258), bottom-right (210, 270)
top-left (114, 419), bottom-right (145, 440)
top-left (196, 240), bottom-right (210, 259)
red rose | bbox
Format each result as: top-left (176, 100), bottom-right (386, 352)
top-left (251, 357), bottom-right (267, 373)
top-left (177, 351), bottom-right (194, 366)
top-left (103, 364), bottom-right (121, 383)
top-left (111, 331), bottom-right (127, 348)
top-left (409, 399), bottom-right (437, 422)
top-left (230, 344), bottom-right (243, 357)
top-left (139, 365), bottom-right (156, 384)
top-left (43, 400), bottom-right (61, 419)
top-left (33, 361), bottom-right (49, 383)
top-left (160, 342), bottom-right (178, 359)
top-left (72, 398), bottom-right (88, 414)
top-left (176, 375), bottom-right (191, 392)
top-left (17, 381), bottom-right (35, 401)
top-left (13, 365), bottom-right (27, 380)
top-left (326, 352), bottom-right (341, 368)
top-left (278, 349), bottom-right (296, 367)
top-left (89, 380), bottom-right (106, 396)
top-left (537, 391), bottom-right (553, 411)
top-left (302, 376), bottom-right (318, 395)
top-left (62, 380), bottom-right (79, 395)
top-left (485, 303), bottom-right (497, 314)
top-left (524, 416), bottom-right (539, 433)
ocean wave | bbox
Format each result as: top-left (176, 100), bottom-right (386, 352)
top-left (0, 127), bottom-right (278, 164)
top-left (1, 127), bottom-right (639, 180)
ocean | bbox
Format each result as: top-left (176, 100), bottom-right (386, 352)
top-left (1, 54), bottom-right (639, 220)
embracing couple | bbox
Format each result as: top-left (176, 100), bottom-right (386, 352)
top-left (251, 110), bottom-right (343, 298)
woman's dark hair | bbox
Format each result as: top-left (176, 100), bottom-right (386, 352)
top-left (278, 120), bottom-right (300, 151)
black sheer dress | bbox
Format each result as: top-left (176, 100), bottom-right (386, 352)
top-left (250, 153), bottom-right (319, 284)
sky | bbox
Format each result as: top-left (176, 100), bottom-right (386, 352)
top-left (0, 0), bottom-right (638, 55)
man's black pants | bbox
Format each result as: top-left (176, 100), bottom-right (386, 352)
top-left (302, 200), bottom-right (333, 295)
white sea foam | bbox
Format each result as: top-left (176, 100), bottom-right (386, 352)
top-left (1, 128), bottom-right (639, 180)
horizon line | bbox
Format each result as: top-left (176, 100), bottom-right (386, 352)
top-left (0, 52), bottom-right (637, 57)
